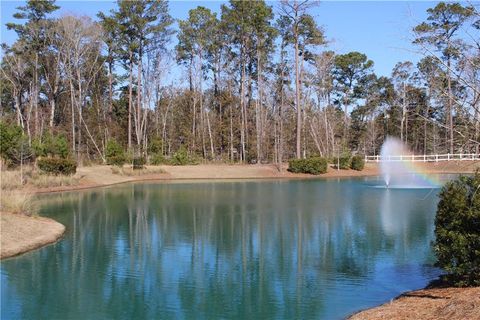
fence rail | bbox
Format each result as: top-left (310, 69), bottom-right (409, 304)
top-left (365, 153), bottom-right (480, 162)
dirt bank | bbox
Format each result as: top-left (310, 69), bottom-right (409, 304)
top-left (349, 286), bottom-right (480, 320)
top-left (28, 160), bottom-right (480, 194)
top-left (0, 212), bottom-right (65, 259)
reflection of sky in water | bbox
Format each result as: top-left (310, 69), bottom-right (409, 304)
top-left (1, 177), bottom-right (447, 320)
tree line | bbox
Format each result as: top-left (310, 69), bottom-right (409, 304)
top-left (1, 0), bottom-right (479, 166)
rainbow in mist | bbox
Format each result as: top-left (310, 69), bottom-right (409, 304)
top-left (379, 137), bottom-right (440, 189)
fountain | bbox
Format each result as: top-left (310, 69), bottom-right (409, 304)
top-left (379, 137), bottom-right (439, 189)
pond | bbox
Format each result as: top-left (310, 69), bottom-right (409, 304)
top-left (1, 177), bottom-right (445, 319)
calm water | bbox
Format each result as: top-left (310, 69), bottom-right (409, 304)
top-left (1, 177), bottom-right (444, 319)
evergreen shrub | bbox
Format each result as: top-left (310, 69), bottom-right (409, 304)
top-left (133, 157), bottom-right (146, 170)
top-left (288, 157), bottom-right (328, 175)
top-left (150, 153), bottom-right (170, 165)
top-left (350, 155), bottom-right (365, 171)
top-left (338, 154), bottom-right (351, 169)
top-left (32, 134), bottom-right (69, 159)
top-left (171, 146), bottom-right (197, 166)
top-left (434, 172), bottom-right (480, 286)
top-left (0, 122), bottom-right (23, 164)
top-left (106, 140), bottom-right (125, 166)
top-left (37, 157), bottom-right (77, 175)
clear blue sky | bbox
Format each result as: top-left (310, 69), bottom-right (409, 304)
top-left (1, 0), bottom-right (443, 77)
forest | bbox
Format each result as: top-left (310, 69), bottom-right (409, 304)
top-left (1, 0), bottom-right (479, 166)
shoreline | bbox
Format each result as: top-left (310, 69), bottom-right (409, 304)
top-left (348, 285), bottom-right (480, 319)
top-left (0, 212), bottom-right (65, 260)
top-left (28, 163), bottom-right (381, 194)
top-left (27, 160), bottom-right (480, 195)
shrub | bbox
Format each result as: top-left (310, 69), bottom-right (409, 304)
top-left (288, 159), bottom-right (304, 173)
top-left (171, 146), bottom-right (197, 166)
top-left (288, 157), bottom-right (328, 175)
top-left (150, 153), bottom-right (170, 165)
top-left (55, 135), bottom-right (69, 159)
top-left (106, 139), bottom-right (125, 166)
top-left (148, 138), bottom-right (163, 154)
top-left (350, 155), bottom-right (365, 171)
top-left (132, 157), bottom-right (146, 170)
top-left (37, 157), bottom-right (77, 175)
top-left (433, 172), bottom-right (480, 286)
top-left (0, 122), bottom-right (24, 164)
top-left (337, 154), bottom-right (351, 169)
top-left (32, 134), bottom-right (69, 159)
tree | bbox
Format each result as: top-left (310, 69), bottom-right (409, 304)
top-left (221, 0), bottom-right (276, 162)
top-left (114, 0), bottom-right (174, 151)
top-left (6, 0), bottom-right (59, 136)
top-left (413, 2), bottom-right (475, 154)
top-left (434, 172), bottom-right (480, 286)
top-left (1, 45), bottom-right (29, 134)
top-left (97, 10), bottom-right (121, 129)
top-left (177, 7), bottom-right (218, 158)
top-left (332, 51), bottom-right (373, 145)
top-left (391, 61), bottom-right (415, 143)
top-left (279, 0), bottom-right (324, 159)
top-left (56, 15), bottom-right (104, 162)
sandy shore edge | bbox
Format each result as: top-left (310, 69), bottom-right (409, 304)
top-left (26, 160), bottom-right (480, 194)
top-left (1, 212), bottom-right (66, 259)
top-left (348, 286), bottom-right (480, 320)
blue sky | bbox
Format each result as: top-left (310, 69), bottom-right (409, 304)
top-left (1, 1), bottom-right (442, 77)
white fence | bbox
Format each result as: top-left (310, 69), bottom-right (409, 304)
top-left (365, 153), bottom-right (480, 162)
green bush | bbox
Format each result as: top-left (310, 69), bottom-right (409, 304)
top-left (171, 146), bottom-right (197, 166)
top-left (337, 154), bottom-right (351, 169)
top-left (106, 139), bottom-right (125, 166)
top-left (150, 153), bottom-right (170, 165)
top-left (56, 136), bottom-right (69, 159)
top-left (0, 122), bottom-right (23, 163)
top-left (288, 159), bottom-right (304, 173)
top-left (132, 157), bottom-right (146, 170)
top-left (350, 155), bottom-right (365, 171)
top-left (148, 138), bottom-right (163, 154)
top-left (433, 172), bottom-right (480, 287)
top-left (32, 134), bottom-right (69, 159)
top-left (288, 157), bottom-right (328, 175)
top-left (37, 157), bottom-right (77, 175)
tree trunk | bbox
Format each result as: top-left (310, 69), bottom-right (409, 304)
top-left (136, 58), bottom-right (143, 148)
top-left (128, 51), bottom-right (133, 150)
top-left (49, 98), bottom-right (56, 129)
top-left (34, 53), bottom-right (39, 137)
top-left (70, 81), bottom-right (76, 154)
top-left (207, 110), bottom-right (215, 159)
top-left (77, 69), bottom-right (83, 162)
top-left (295, 29), bottom-right (301, 159)
top-left (240, 42), bottom-right (246, 163)
top-left (107, 58), bottom-right (113, 136)
top-left (447, 58), bottom-right (454, 154)
top-left (401, 82), bottom-right (406, 142)
top-left (256, 46), bottom-right (262, 163)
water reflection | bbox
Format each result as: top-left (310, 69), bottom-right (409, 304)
top-left (1, 179), bottom-right (442, 319)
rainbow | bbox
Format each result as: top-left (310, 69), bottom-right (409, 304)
top-left (380, 137), bottom-right (442, 188)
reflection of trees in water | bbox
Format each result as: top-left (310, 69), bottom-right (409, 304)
top-left (2, 180), bottom-right (438, 319)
